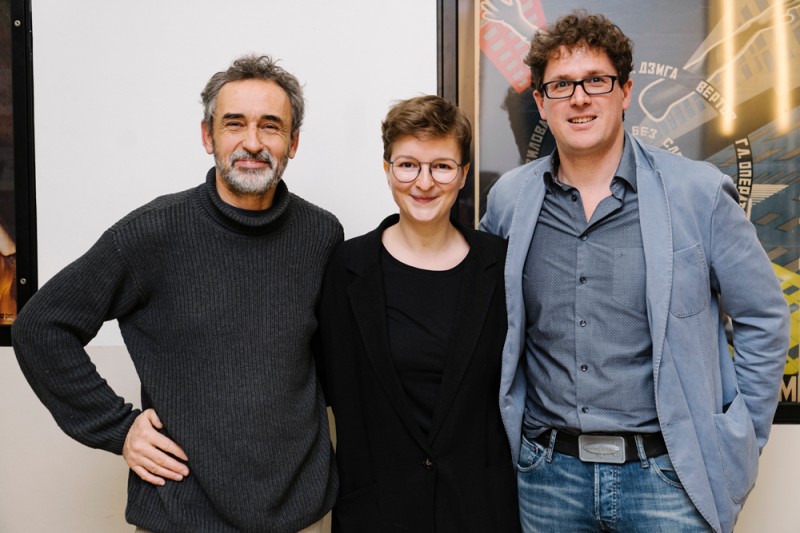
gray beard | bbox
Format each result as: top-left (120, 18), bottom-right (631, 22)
top-left (216, 149), bottom-right (288, 195)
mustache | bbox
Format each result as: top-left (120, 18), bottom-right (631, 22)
top-left (229, 149), bottom-right (275, 167)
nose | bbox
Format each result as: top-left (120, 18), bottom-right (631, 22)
top-left (242, 124), bottom-right (262, 152)
top-left (570, 83), bottom-right (591, 104)
top-left (416, 163), bottom-right (436, 189)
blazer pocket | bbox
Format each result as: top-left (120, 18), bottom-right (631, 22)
top-left (669, 244), bottom-right (709, 318)
top-left (713, 392), bottom-right (759, 504)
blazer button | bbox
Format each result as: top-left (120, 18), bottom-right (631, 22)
top-left (421, 457), bottom-right (434, 471)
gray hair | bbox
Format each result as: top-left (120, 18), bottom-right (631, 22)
top-left (201, 54), bottom-right (305, 136)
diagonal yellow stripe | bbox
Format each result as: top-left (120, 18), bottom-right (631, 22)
top-left (772, 263), bottom-right (799, 375)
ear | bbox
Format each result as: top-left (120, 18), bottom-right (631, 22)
top-left (458, 163), bottom-right (470, 191)
top-left (533, 89), bottom-right (547, 120)
top-left (288, 131), bottom-right (300, 159)
top-left (201, 121), bottom-right (214, 155)
top-left (383, 160), bottom-right (392, 186)
top-left (620, 77), bottom-right (633, 112)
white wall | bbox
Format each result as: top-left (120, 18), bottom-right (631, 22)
top-left (2, 1), bottom-right (797, 533)
top-left (1, 0), bottom-right (436, 531)
top-left (737, 425), bottom-right (800, 531)
top-left (29, 0), bottom-right (437, 349)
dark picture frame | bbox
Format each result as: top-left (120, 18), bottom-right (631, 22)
top-left (439, 0), bottom-right (800, 423)
top-left (0, 0), bottom-right (37, 345)
top-left (775, 402), bottom-right (800, 424)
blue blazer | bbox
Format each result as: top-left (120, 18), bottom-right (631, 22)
top-left (480, 134), bottom-right (789, 533)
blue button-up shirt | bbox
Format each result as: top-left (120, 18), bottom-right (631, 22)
top-left (522, 138), bottom-right (660, 438)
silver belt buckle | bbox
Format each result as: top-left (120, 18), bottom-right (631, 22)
top-left (578, 435), bottom-right (626, 464)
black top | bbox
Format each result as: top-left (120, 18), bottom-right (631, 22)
top-left (382, 245), bottom-right (465, 435)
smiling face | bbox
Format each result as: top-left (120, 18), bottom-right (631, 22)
top-left (385, 135), bottom-right (467, 227)
top-left (533, 45), bottom-right (632, 165)
top-left (201, 79), bottom-right (298, 209)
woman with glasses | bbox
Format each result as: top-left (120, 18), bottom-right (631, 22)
top-left (318, 95), bottom-right (520, 532)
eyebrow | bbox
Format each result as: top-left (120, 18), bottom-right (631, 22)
top-left (221, 112), bottom-right (286, 126)
top-left (548, 70), bottom-right (611, 81)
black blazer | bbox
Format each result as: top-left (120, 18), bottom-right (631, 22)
top-left (318, 215), bottom-right (520, 533)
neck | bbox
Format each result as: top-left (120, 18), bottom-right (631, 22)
top-left (557, 157), bottom-right (618, 190)
top-left (382, 215), bottom-right (468, 270)
top-left (556, 133), bottom-right (626, 223)
top-left (557, 134), bottom-right (625, 189)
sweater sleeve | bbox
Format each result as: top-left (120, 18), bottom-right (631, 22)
top-left (12, 229), bottom-right (144, 454)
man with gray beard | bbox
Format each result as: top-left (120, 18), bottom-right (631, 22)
top-left (12, 55), bottom-right (342, 533)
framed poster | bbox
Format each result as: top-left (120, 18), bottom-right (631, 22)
top-left (441, 0), bottom-right (800, 422)
top-left (0, 0), bottom-right (37, 345)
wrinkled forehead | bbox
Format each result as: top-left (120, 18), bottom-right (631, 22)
top-left (217, 80), bottom-right (292, 117)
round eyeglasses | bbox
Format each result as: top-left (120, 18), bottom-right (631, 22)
top-left (388, 156), bottom-right (463, 184)
top-left (540, 75), bottom-right (619, 99)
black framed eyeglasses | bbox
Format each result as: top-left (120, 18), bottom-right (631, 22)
top-left (388, 156), bottom-right (463, 184)
top-left (540, 75), bottom-right (619, 99)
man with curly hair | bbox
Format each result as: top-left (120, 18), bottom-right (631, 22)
top-left (481, 10), bottom-right (789, 533)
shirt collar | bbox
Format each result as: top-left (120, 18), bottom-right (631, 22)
top-left (543, 133), bottom-right (638, 193)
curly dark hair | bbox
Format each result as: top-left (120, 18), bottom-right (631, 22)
top-left (381, 95), bottom-right (472, 165)
top-left (524, 9), bottom-right (634, 92)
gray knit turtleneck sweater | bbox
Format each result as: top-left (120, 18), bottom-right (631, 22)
top-left (12, 168), bottom-right (343, 532)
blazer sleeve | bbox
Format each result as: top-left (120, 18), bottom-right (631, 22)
top-left (479, 193), bottom-right (499, 235)
top-left (480, 177), bottom-right (512, 238)
top-left (708, 176), bottom-right (790, 447)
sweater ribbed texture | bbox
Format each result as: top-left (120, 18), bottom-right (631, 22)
top-left (13, 168), bottom-right (343, 532)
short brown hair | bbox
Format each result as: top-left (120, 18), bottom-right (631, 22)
top-left (524, 10), bottom-right (634, 92)
top-left (381, 95), bottom-right (472, 164)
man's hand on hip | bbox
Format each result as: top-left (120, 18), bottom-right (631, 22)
top-left (123, 408), bottom-right (190, 486)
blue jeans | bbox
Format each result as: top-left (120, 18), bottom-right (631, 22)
top-left (517, 434), bottom-right (713, 532)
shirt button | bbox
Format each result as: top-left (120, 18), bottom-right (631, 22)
top-left (421, 458), bottom-right (434, 471)
top-left (579, 276), bottom-right (587, 284)
top-left (581, 235), bottom-right (588, 241)
top-left (571, 194), bottom-right (578, 202)
top-left (580, 364), bottom-right (588, 372)
top-left (582, 406), bottom-right (589, 413)
top-left (580, 320), bottom-right (587, 327)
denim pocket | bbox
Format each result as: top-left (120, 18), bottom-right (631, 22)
top-left (649, 454), bottom-right (683, 488)
top-left (517, 435), bottom-right (548, 473)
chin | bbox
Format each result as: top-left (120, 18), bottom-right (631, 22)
top-left (405, 211), bottom-right (447, 225)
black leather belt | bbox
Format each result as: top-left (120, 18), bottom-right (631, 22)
top-left (534, 430), bottom-right (667, 463)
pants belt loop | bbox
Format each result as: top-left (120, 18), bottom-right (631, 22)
top-left (634, 434), bottom-right (648, 467)
top-left (545, 429), bottom-right (557, 462)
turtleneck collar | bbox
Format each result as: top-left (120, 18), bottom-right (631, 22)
top-left (197, 167), bottom-right (292, 236)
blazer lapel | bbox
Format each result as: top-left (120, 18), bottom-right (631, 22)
top-left (427, 234), bottom-right (498, 446)
top-left (633, 138), bottom-right (673, 384)
top-left (506, 169), bottom-right (546, 288)
top-left (346, 220), bottom-right (431, 451)
top-left (501, 165), bottom-right (546, 402)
